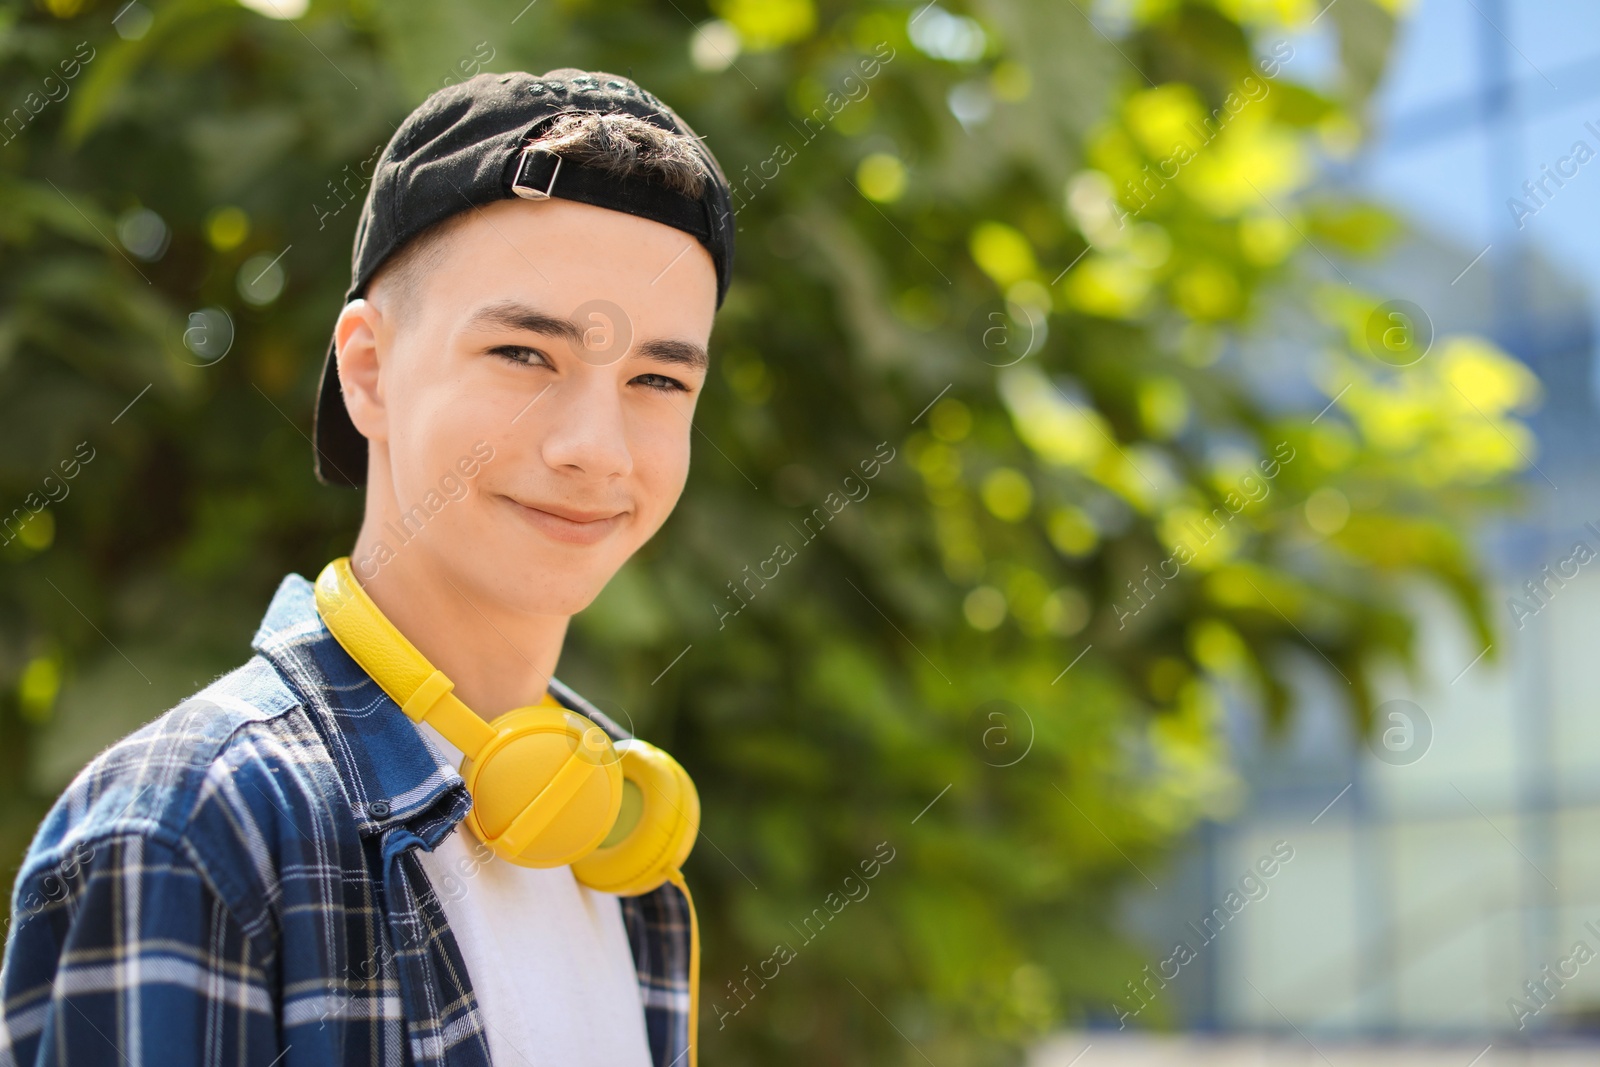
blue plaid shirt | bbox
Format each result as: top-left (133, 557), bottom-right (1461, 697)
top-left (0, 573), bottom-right (694, 1066)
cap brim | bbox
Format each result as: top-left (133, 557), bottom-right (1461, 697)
top-left (311, 334), bottom-right (368, 488)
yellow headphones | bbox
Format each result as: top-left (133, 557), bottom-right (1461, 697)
top-left (315, 557), bottom-right (704, 1064)
top-left (313, 557), bottom-right (700, 896)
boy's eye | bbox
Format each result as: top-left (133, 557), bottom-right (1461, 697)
top-left (632, 373), bottom-right (689, 393)
top-left (490, 344), bottom-right (551, 367)
top-left (490, 345), bottom-right (691, 394)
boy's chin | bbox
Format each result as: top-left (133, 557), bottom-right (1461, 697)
top-left (432, 534), bottom-right (622, 616)
top-left (478, 571), bottom-right (609, 618)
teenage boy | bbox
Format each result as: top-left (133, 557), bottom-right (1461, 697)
top-left (0, 69), bottom-right (735, 1067)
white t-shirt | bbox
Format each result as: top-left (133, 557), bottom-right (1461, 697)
top-left (413, 720), bottom-right (655, 1067)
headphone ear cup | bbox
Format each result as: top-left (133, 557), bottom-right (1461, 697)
top-left (462, 707), bottom-right (624, 868)
top-left (570, 740), bottom-right (699, 897)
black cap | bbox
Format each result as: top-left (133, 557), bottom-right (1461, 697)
top-left (311, 68), bottom-right (736, 488)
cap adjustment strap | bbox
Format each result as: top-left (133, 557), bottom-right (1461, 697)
top-left (511, 145), bottom-right (563, 200)
top-left (507, 141), bottom-right (711, 242)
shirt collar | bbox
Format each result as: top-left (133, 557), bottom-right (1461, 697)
top-left (252, 573), bottom-right (467, 845)
top-left (249, 572), bottom-right (634, 848)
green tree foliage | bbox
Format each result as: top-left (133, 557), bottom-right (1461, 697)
top-left (0, 0), bottom-right (1537, 1062)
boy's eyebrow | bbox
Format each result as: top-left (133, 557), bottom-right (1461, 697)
top-left (463, 299), bottom-right (708, 370)
top-left (635, 338), bottom-right (709, 370)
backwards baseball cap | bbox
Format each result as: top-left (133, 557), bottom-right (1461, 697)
top-left (311, 68), bottom-right (737, 488)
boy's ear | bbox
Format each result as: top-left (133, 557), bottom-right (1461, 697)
top-left (335, 298), bottom-right (387, 443)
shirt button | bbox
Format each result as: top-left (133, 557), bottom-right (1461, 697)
top-left (369, 800), bottom-right (391, 819)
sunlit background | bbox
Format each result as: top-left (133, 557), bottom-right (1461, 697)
top-left (6, 0), bottom-right (1600, 1064)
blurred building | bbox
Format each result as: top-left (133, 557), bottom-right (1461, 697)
top-left (1087, 0), bottom-right (1600, 1054)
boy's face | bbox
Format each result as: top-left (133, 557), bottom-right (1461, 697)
top-left (338, 197), bottom-right (718, 617)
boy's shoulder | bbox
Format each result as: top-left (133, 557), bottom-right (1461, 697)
top-left (14, 569), bottom-right (475, 935)
top-left (15, 651), bottom-right (332, 918)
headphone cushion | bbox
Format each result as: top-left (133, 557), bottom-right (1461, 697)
top-left (463, 706), bottom-right (623, 867)
top-left (571, 740), bottom-right (699, 896)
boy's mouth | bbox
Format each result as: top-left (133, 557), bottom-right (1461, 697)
top-left (501, 494), bottom-right (628, 545)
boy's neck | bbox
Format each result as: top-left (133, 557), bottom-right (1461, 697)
top-left (346, 527), bottom-right (569, 722)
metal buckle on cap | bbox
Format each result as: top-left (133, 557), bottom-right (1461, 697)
top-left (512, 145), bottom-right (562, 200)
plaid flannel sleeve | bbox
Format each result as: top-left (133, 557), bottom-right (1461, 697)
top-left (0, 830), bottom-right (282, 1067)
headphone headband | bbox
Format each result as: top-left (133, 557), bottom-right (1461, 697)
top-left (316, 557), bottom-right (504, 760)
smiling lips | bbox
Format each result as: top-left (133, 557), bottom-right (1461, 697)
top-left (504, 495), bottom-right (627, 545)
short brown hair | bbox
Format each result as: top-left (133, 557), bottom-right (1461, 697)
top-left (368, 111), bottom-right (712, 321)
